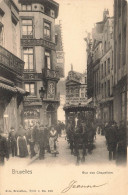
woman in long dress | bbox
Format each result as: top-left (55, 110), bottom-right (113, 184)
top-left (17, 125), bottom-right (28, 157)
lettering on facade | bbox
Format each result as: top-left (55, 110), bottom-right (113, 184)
top-left (21, 39), bottom-right (55, 50)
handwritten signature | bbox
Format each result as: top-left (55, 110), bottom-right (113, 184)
top-left (61, 180), bottom-right (107, 193)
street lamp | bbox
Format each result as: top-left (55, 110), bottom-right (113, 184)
top-left (39, 87), bottom-right (45, 100)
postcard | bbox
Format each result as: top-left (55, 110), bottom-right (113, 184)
top-left (0, 0), bottom-right (127, 195)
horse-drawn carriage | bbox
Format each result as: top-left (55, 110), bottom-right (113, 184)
top-left (64, 104), bottom-right (95, 165)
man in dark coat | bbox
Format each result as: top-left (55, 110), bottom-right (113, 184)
top-left (0, 129), bottom-right (9, 165)
top-left (27, 126), bottom-right (36, 158)
top-left (8, 127), bottom-right (17, 157)
top-left (116, 121), bottom-right (127, 165)
top-left (106, 121), bottom-right (118, 160)
top-left (74, 124), bottom-right (85, 164)
top-left (66, 123), bottom-right (75, 155)
top-left (37, 125), bottom-right (45, 159)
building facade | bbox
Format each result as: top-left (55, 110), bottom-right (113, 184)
top-left (0, 0), bottom-right (26, 132)
top-left (64, 68), bottom-right (89, 126)
top-left (55, 21), bottom-right (65, 78)
top-left (85, 10), bottom-right (114, 123)
top-left (113, 0), bottom-right (128, 127)
top-left (18, 0), bottom-right (60, 127)
top-left (99, 12), bottom-right (114, 123)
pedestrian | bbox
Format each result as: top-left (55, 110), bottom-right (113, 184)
top-left (49, 126), bottom-right (58, 154)
top-left (106, 121), bottom-right (118, 160)
top-left (74, 124), bottom-right (85, 165)
top-left (0, 129), bottom-right (9, 165)
top-left (116, 121), bottom-right (127, 165)
top-left (27, 126), bottom-right (36, 158)
top-left (66, 122), bottom-right (74, 155)
top-left (37, 124), bottom-right (45, 159)
top-left (8, 127), bottom-right (17, 157)
top-left (17, 125), bottom-right (28, 158)
top-left (44, 124), bottom-right (50, 152)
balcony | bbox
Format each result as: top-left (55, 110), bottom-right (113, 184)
top-left (0, 45), bottom-right (24, 76)
top-left (42, 68), bottom-right (60, 81)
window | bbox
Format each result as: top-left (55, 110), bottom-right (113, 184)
top-left (118, 34), bottom-right (121, 68)
top-left (0, 24), bottom-right (3, 46)
top-left (25, 83), bottom-right (35, 95)
top-left (21, 19), bottom-right (33, 38)
top-left (102, 84), bottom-right (103, 98)
top-left (101, 64), bottom-right (103, 78)
top-left (45, 51), bottom-right (51, 69)
top-left (23, 48), bottom-right (34, 71)
top-left (44, 21), bottom-right (51, 39)
top-left (108, 58), bottom-right (110, 74)
top-left (12, 21), bottom-right (17, 55)
top-left (104, 41), bottom-right (106, 53)
top-left (123, 26), bottom-right (126, 65)
top-left (108, 80), bottom-right (110, 97)
top-left (104, 82), bottom-right (106, 97)
top-left (104, 61), bottom-right (106, 76)
top-left (21, 5), bottom-right (32, 11)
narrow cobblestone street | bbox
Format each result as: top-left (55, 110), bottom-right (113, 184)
top-left (5, 133), bottom-right (116, 167)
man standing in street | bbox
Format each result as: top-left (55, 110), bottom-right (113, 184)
top-left (38, 125), bottom-right (45, 160)
top-left (106, 121), bottom-right (118, 160)
top-left (0, 129), bottom-right (9, 165)
top-left (8, 127), bottom-right (17, 157)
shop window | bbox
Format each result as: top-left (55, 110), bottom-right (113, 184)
top-left (23, 48), bottom-right (34, 71)
top-left (25, 83), bottom-right (35, 95)
top-left (44, 21), bottom-right (51, 39)
top-left (21, 19), bottom-right (33, 38)
top-left (45, 51), bottom-right (51, 69)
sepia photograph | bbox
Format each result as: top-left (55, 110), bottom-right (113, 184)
top-left (0, 0), bottom-right (127, 194)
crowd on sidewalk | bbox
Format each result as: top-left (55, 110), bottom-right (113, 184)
top-left (0, 121), bottom-right (65, 166)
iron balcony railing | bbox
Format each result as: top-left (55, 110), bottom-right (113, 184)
top-left (42, 68), bottom-right (60, 80)
top-left (0, 45), bottom-right (24, 76)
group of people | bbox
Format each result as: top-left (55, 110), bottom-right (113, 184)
top-left (104, 120), bottom-right (127, 164)
top-left (66, 119), bottom-right (127, 165)
top-left (0, 125), bottom-right (28, 165)
top-left (66, 120), bottom-right (96, 165)
top-left (0, 122), bottom-right (62, 165)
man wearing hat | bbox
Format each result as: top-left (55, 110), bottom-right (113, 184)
top-left (0, 128), bottom-right (9, 165)
top-left (37, 124), bottom-right (45, 159)
top-left (8, 127), bottom-right (17, 157)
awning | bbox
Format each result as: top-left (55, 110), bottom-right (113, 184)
top-left (0, 83), bottom-right (29, 95)
top-left (63, 104), bottom-right (95, 112)
top-left (0, 83), bottom-right (17, 93)
top-left (16, 87), bottom-right (27, 95)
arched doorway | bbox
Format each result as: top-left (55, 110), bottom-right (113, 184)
top-left (46, 104), bottom-right (56, 127)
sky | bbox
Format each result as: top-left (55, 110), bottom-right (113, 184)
top-left (55, 0), bottom-right (114, 77)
